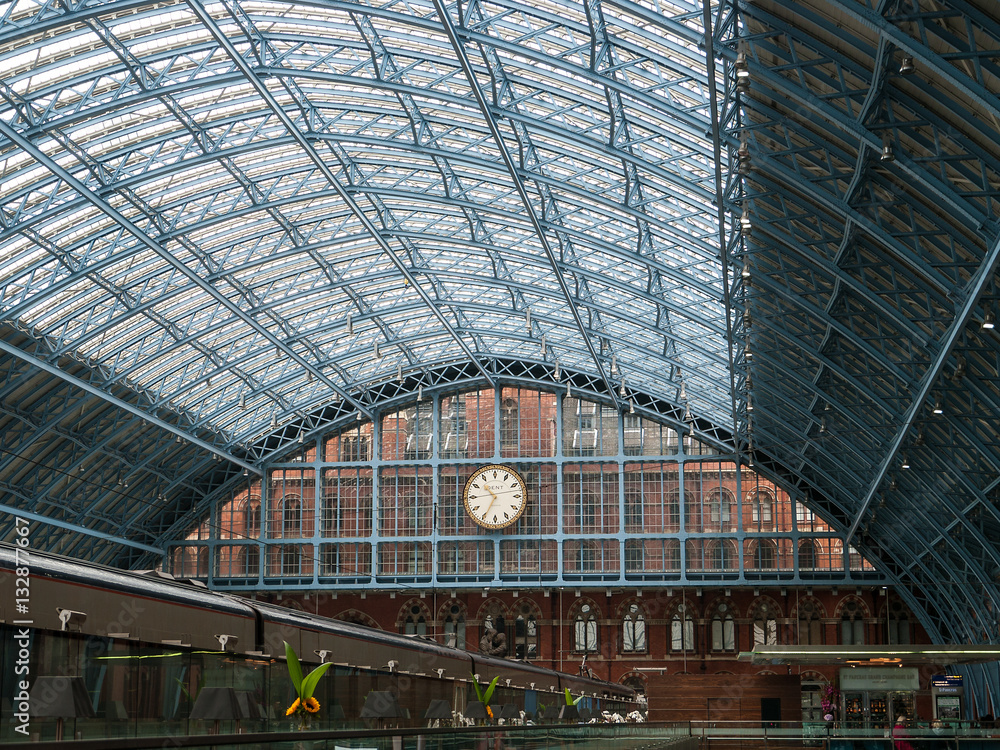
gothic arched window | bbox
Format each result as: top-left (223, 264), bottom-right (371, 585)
top-left (710, 602), bottom-right (736, 651)
top-left (670, 605), bottom-right (695, 651)
top-left (443, 604), bottom-right (466, 649)
top-left (574, 604), bottom-right (598, 653)
top-left (622, 603), bottom-right (647, 653)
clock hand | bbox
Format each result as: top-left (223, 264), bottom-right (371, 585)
top-left (481, 484), bottom-right (499, 515)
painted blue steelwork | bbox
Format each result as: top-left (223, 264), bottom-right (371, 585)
top-left (0, 0), bottom-right (998, 658)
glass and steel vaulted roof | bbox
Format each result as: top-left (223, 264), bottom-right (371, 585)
top-left (1, 0), bottom-right (999, 647)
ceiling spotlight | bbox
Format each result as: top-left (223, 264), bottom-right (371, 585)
top-left (243, 468), bottom-right (249, 477)
top-left (619, 377), bottom-right (626, 398)
top-left (683, 404), bottom-right (692, 422)
top-left (745, 348), bottom-right (753, 360)
top-left (880, 138), bottom-right (895, 162)
top-left (373, 341), bottom-right (380, 358)
top-left (566, 381), bottom-right (572, 398)
top-left (270, 414), bottom-right (277, 428)
top-left (737, 139), bottom-right (751, 175)
top-left (238, 394), bottom-right (246, 409)
top-left (734, 49), bottom-right (750, 79)
top-left (679, 382), bottom-right (687, 401)
top-left (898, 55), bottom-right (915, 75)
top-left (819, 418), bottom-right (826, 434)
top-left (629, 399), bottom-right (635, 415)
top-left (397, 363), bottom-right (403, 383)
top-left (741, 265), bottom-right (751, 284)
top-left (932, 400), bottom-right (943, 415)
top-left (901, 454), bottom-right (911, 469)
top-left (610, 355), bottom-right (617, 375)
top-left (298, 433), bottom-right (304, 444)
top-left (747, 396), bottom-right (754, 412)
top-left (418, 385), bottom-right (424, 401)
top-left (983, 311), bottom-right (995, 330)
top-left (540, 334), bottom-right (546, 357)
top-left (554, 361), bottom-right (560, 381)
top-left (346, 313), bottom-right (353, 335)
top-left (740, 208), bottom-right (753, 234)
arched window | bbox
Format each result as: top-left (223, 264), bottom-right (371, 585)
top-left (709, 539), bottom-right (738, 570)
top-left (706, 487), bottom-right (734, 530)
top-left (798, 600), bottom-right (823, 645)
top-left (281, 544), bottom-right (300, 575)
top-left (514, 612), bottom-right (539, 660)
top-left (887, 599), bottom-right (910, 645)
top-left (751, 601), bottom-right (778, 646)
top-left (670, 605), bottom-right (695, 651)
top-left (798, 539), bottom-right (818, 570)
top-left (710, 602), bottom-right (736, 651)
top-left (574, 604), bottom-right (598, 653)
top-left (403, 604), bottom-right (428, 636)
top-left (443, 604), bottom-right (466, 649)
top-left (748, 489), bottom-right (774, 529)
top-left (282, 495), bottom-right (301, 537)
top-left (238, 545), bottom-right (260, 578)
top-left (622, 603), bottom-right (646, 653)
top-left (753, 540), bottom-right (777, 569)
top-left (841, 600), bottom-right (864, 645)
top-left (244, 499), bottom-right (261, 538)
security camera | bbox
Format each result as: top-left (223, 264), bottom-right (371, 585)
top-left (215, 634), bottom-right (239, 650)
top-left (57, 608), bottom-right (87, 632)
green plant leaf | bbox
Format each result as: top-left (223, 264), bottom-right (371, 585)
top-left (301, 662), bottom-right (333, 700)
top-left (470, 673), bottom-right (485, 703)
top-left (482, 676), bottom-right (500, 706)
top-left (284, 641), bottom-right (304, 698)
top-left (573, 695), bottom-right (584, 706)
top-left (565, 688), bottom-right (574, 706)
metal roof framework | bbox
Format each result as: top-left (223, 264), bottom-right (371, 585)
top-left (0, 0), bottom-right (997, 649)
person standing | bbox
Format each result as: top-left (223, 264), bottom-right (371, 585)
top-left (892, 715), bottom-right (915, 750)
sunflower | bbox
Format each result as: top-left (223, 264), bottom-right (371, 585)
top-left (285, 698), bottom-right (301, 716)
top-left (304, 697), bottom-right (321, 713)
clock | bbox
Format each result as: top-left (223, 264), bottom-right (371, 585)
top-left (463, 464), bottom-right (527, 529)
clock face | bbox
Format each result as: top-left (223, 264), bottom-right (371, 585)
top-left (463, 465), bottom-right (527, 529)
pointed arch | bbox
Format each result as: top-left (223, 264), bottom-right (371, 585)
top-left (511, 598), bottom-right (542, 660)
top-left (438, 599), bottom-right (468, 649)
top-left (569, 598), bottom-right (601, 654)
top-left (397, 598), bottom-right (432, 636)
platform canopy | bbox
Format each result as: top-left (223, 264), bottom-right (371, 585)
top-left (0, 0), bottom-right (998, 646)
top-left (738, 645), bottom-right (1000, 668)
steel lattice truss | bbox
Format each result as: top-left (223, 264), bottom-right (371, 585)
top-left (721, 0), bottom-right (1000, 645)
top-left (0, 0), bottom-right (999, 651)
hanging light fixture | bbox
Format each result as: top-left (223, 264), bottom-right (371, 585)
top-left (898, 55), bottom-right (915, 75)
top-left (983, 311), bottom-right (995, 330)
top-left (932, 400), bottom-right (943, 415)
top-left (346, 313), bottom-right (353, 335)
top-left (679, 382), bottom-right (687, 401)
top-left (270, 414), bottom-right (277, 428)
top-left (683, 404), bottom-right (692, 422)
top-left (566, 381), bottom-right (572, 398)
top-left (619, 376), bottom-right (626, 398)
top-left (737, 138), bottom-right (751, 175)
top-left (740, 207), bottom-right (753, 234)
top-left (373, 341), bottom-right (380, 358)
top-left (901, 454), bottom-right (911, 469)
top-left (880, 137), bottom-right (895, 162)
top-left (418, 385), bottom-right (424, 401)
top-left (554, 361), bottom-right (560, 380)
top-left (629, 399), bottom-right (635, 414)
top-left (819, 418), bottom-right (826, 434)
top-left (526, 307), bottom-right (532, 330)
top-left (397, 363), bottom-right (403, 383)
top-left (238, 394), bottom-right (245, 409)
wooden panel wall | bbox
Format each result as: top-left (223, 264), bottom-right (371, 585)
top-left (647, 673), bottom-right (802, 724)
